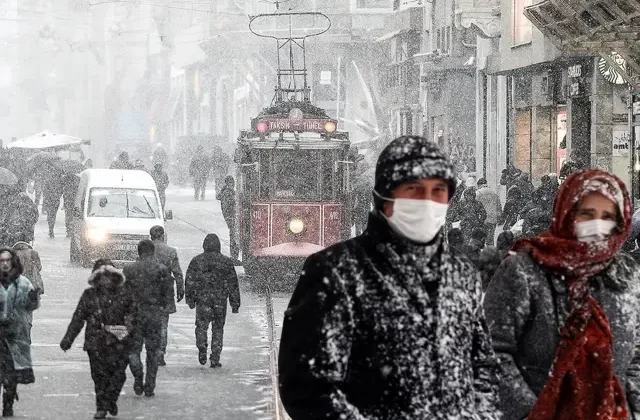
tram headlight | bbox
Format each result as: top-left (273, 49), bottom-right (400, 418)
top-left (324, 121), bottom-right (336, 133)
top-left (289, 218), bottom-right (305, 234)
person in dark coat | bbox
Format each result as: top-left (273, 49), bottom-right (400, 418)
top-left (496, 230), bottom-right (515, 252)
top-left (459, 187), bottom-right (487, 241)
top-left (149, 226), bottom-right (184, 366)
top-left (62, 173), bottom-right (80, 238)
top-left (446, 227), bottom-right (464, 252)
top-left (42, 174), bottom-right (63, 239)
top-left (185, 234), bottom-right (240, 368)
top-left (2, 182), bottom-right (38, 245)
top-left (215, 176), bottom-right (239, 261)
top-left (110, 152), bottom-right (133, 170)
top-left (500, 164), bottom-right (523, 191)
top-left (278, 136), bottom-right (500, 419)
top-left (60, 259), bottom-right (135, 420)
top-left (498, 185), bottom-right (525, 230)
top-left (484, 169), bottom-right (640, 420)
top-left (150, 163), bottom-right (169, 213)
top-left (123, 240), bottom-right (173, 397)
top-left (189, 146), bottom-right (212, 201)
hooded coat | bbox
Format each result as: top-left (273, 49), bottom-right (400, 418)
top-left (12, 242), bottom-right (42, 294)
top-left (185, 234), bottom-right (240, 310)
top-left (278, 213), bottom-right (501, 420)
top-left (0, 262), bottom-right (38, 384)
top-left (60, 266), bottom-right (135, 352)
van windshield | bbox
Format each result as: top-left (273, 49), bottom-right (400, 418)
top-left (87, 188), bottom-right (159, 219)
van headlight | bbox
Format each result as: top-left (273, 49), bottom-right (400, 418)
top-left (86, 228), bottom-right (108, 243)
top-left (289, 218), bottom-right (305, 234)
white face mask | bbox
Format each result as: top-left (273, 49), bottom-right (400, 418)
top-left (382, 198), bottom-right (449, 244)
top-left (574, 219), bottom-right (617, 243)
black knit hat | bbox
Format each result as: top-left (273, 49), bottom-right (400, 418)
top-left (374, 135), bottom-right (457, 205)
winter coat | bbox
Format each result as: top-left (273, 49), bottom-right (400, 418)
top-left (278, 213), bottom-right (501, 420)
top-left (631, 208), bottom-right (640, 244)
top-left (459, 199), bottom-right (487, 238)
top-left (60, 266), bottom-right (135, 352)
top-left (2, 193), bottom-right (38, 245)
top-left (189, 155), bottom-right (211, 180)
top-left (151, 169), bottom-right (169, 192)
top-left (13, 242), bottom-right (42, 294)
top-left (62, 174), bottom-right (80, 210)
top-left (0, 274), bottom-right (38, 384)
top-left (476, 186), bottom-right (501, 225)
top-left (215, 186), bottom-right (236, 223)
top-left (185, 234), bottom-right (240, 310)
top-left (152, 240), bottom-right (184, 314)
top-left (499, 187), bottom-right (525, 229)
top-left (123, 257), bottom-right (173, 320)
top-left (484, 252), bottom-right (640, 420)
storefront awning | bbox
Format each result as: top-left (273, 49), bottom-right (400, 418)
top-left (524, 0), bottom-right (640, 76)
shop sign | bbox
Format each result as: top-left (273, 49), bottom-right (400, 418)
top-left (569, 82), bottom-right (581, 97)
top-left (567, 65), bottom-right (582, 78)
top-left (599, 53), bottom-right (627, 85)
top-left (613, 129), bottom-right (633, 157)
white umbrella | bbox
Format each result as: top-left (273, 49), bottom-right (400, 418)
top-left (7, 131), bottom-right (90, 150)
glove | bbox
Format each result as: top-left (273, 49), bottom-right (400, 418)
top-left (177, 289), bottom-right (185, 303)
top-left (60, 340), bottom-right (71, 352)
top-left (28, 289), bottom-right (38, 303)
top-left (232, 307), bottom-right (239, 314)
top-left (187, 299), bottom-right (195, 310)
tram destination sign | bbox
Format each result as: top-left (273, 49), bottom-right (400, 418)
top-left (255, 118), bottom-right (338, 134)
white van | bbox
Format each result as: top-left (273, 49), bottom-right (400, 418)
top-left (69, 169), bottom-right (171, 267)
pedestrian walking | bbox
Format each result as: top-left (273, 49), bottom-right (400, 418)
top-left (149, 226), bottom-right (184, 366)
top-left (60, 259), bottom-right (134, 420)
top-left (0, 248), bottom-right (39, 417)
top-left (215, 176), bottom-right (239, 261)
top-left (123, 240), bottom-right (173, 397)
top-left (62, 173), bottom-right (80, 238)
top-left (42, 177), bottom-right (63, 239)
top-left (189, 146), bottom-right (212, 201)
top-left (484, 169), bottom-right (640, 420)
top-left (185, 234), bottom-right (240, 368)
top-left (2, 181), bottom-right (38, 245)
top-left (110, 152), bottom-right (134, 170)
top-left (278, 135), bottom-right (500, 419)
top-left (459, 186), bottom-right (487, 241)
top-left (476, 178), bottom-right (501, 245)
top-left (150, 163), bottom-right (169, 214)
top-left (12, 241), bottom-right (42, 297)
top-left (446, 227), bottom-right (465, 253)
top-left (499, 185), bottom-right (525, 230)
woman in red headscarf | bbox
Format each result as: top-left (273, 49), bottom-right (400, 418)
top-left (484, 169), bottom-right (640, 420)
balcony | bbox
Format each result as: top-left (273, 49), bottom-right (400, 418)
top-left (454, 0), bottom-right (501, 38)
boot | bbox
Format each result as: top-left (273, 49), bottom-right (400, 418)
top-left (3, 388), bottom-right (14, 417)
top-left (108, 402), bottom-right (118, 416)
top-left (198, 350), bottom-right (207, 366)
top-left (93, 410), bottom-right (107, 419)
top-left (158, 354), bottom-right (166, 367)
top-left (133, 377), bottom-right (143, 396)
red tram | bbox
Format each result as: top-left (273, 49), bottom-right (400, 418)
top-left (235, 12), bottom-right (354, 286)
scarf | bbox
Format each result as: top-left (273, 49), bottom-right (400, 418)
top-left (513, 170), bottom-right (631, 420)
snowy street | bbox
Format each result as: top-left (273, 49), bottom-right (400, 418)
top-left (21, 186), bottom-right (290, 419)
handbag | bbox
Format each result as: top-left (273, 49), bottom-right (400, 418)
top-left (93, 296), bottom-right (129, 342)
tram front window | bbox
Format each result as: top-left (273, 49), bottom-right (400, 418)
top-left (272, 150), bottom-right (321, 200)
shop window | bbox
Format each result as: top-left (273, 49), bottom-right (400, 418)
top-left (513, 0), bottom-right (533, 44)
top-left (514, 108), bottom-right (532, 173)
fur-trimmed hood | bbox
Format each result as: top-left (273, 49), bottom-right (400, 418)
top-left (88, 265), bottom-right (125, 287)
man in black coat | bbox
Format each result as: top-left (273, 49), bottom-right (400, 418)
top-left (215, 176), bottom-right (238, 261)
top-left (123, 240), bottom-right (173, 397)
top-left (185, 234), bottom-right (240, 368)
top-left (149, 226), bottom-right (184, 366)
top-left (189, 146), bottom-right (212, 201)
top-left (278, 136), bottom-right (501, 420)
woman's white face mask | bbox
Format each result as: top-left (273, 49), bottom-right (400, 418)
top-left (574, 219), bottom-right (617, 243)
top-left (376, 193), bottom-right (448, 244)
